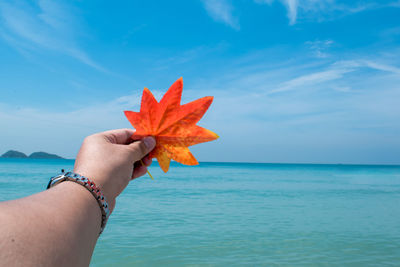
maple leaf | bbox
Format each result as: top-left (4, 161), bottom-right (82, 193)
top-left (124, 77), bottom-right (219, 173)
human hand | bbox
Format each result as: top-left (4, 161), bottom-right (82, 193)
top-left (73, 129), bottom-right (156, 211)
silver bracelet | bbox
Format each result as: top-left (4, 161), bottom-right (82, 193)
top-left (47, 170), bottom-right (110, 234)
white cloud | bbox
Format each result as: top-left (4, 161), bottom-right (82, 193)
top-left (255, 0), bottom-right (397, 25)
top-left (362, 60), bottom-right (400, 75)
top-left (0, 0), bottom-right (104, 71)
top-left (270, 67), bottom-right (353, 94)
top-left (255, 0), bottom-right (328, 24)
top-left (186, 54), bottom-right (400, 164)
top-left (284, 0), bottom-right (298, 25)
top-left (305, 39), bottom-right (334, 58)
top-left (202, 0), bottom-right (240, 30)
top-left (1, 50), bottom-right (400, 164)
top-left (0, 91), bottom-right (144, 158)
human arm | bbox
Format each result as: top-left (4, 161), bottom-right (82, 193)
top-left (0, 129), bottom-right (155, 267)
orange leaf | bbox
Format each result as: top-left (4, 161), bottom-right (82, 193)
top-left (124, 77), bottom-right (219, 173)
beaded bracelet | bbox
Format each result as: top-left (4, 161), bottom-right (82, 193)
top-left (47, 170), bottom-right (110, 234)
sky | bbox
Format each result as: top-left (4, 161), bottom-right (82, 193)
top-left (0, 0), bottom-right (400, 164)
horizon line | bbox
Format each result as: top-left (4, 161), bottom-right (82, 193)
top-left (1, 158), bottom-right (399, 167)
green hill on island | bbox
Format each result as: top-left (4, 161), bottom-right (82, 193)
top-left (28, 152), bottom-right (63, 159)
top-left (1, 150), bottom-right (63, 159)
top-left (1, 150), bottom-right (28, 158)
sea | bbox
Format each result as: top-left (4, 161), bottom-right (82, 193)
top-left (1, 158), bottom-right (399, 266)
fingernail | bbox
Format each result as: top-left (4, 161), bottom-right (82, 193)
top-left (143, 137), bottom-right (156, 150)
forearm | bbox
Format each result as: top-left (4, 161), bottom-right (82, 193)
top-left (0, 129), bottom-right (155, 266)
top-left (0, 181), bottom-right (104, 267)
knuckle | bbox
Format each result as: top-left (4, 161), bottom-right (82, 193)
top-left (84, 135), bottom-right (96, 143)
top-left (84, 133), bottom-right (102, 143)
top-left (83, 136), bottom-right (92, 144)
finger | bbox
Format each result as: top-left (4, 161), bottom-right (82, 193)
top-left (142, 155), bottom-right (152, 166)
top-left (101, 129), bottom-right (136, 144)
top-left (132, 164), bottom-right (148, 179)
top-left (128, 137), bottom-right (156, 161)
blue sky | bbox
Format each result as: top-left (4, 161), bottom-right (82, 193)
top-left (1, 0), bottom-right (400, 164)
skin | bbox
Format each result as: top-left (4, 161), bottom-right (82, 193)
top-left (0, 129), bottom-right (156, 267)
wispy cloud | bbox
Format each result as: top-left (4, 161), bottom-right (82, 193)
top-left (0, 0), bottom-right (104, 71)
top-left (0, 90), bottom-right (144, 158)
top-left (2, 49), bottom-right (399, 164)
top-left (305, 39), bottom-right (334, 58)
top-left (283, 0), bottom-right (298, 25)
top-left (255, 0), bottom-right (398, 25)
top-left (201, 0), bottom-right (240, 30)
top-left (362, 60), bottom-right (400, 75)
top-left (269, 67), bottom-right (354, 94)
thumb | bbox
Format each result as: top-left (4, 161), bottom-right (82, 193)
top-left (128, 136), bottom-right (156, 161)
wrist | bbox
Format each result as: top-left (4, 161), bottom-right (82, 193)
top-left (47, 171), bottom-right (111, 234)
top-left (72, 168), bottom-right (118, 210)
top-left (50, 181), bottom-right (103, 234)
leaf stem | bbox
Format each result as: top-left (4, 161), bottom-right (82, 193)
top-left (140, 159), bottom-right (154, 180)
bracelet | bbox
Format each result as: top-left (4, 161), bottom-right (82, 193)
top-left (47, 170), bottom-right (110, 234)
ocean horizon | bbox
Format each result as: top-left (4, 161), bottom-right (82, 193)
top-left (2, 157), bottom-right (399, 167)
top-left (1, 158), bottom-right (399, 266)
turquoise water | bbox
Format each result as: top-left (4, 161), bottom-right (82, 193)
top-left (1, 159), bottom-right (400, 266)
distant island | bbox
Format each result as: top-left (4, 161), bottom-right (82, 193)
top-left (1, 150), bottom-right (64, 159)
top-left (1, 150), bottom-right (28, 158)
